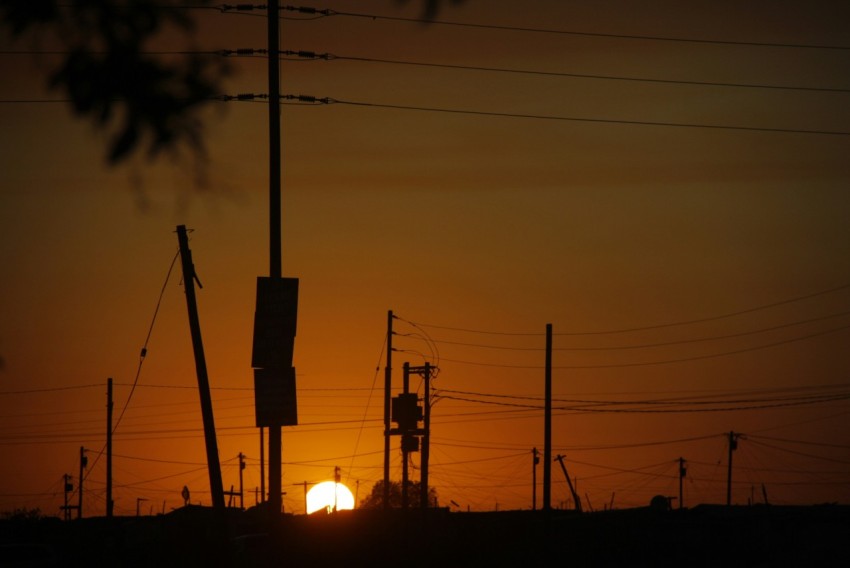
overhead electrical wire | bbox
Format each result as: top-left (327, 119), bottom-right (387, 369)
top-left (8, 48), bottom-right (848, 94)
top-left (404, 309), bottom-right (850, 353)
top-left (436, 322), bottom-right (850, 369)
top-left (289, 6), bottom-right (850, 51)
top-left (402, 282), bottom-right (850, 336)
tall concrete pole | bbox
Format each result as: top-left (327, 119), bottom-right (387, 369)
top-left (267, 0), bottom-right (283, 520)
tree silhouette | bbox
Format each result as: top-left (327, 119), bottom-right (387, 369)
top-left (1, 0), bottom-right (227, 165)
top-left (359, 480), bottom-right (439, 509)
top-left (1, 0), bottom-right (466, 166)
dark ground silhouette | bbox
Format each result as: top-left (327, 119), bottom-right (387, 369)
top-left (2, 504), bottom-right (848, 567)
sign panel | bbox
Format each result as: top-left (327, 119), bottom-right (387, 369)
top-left (254, 367), bottom-right (298, 427)
top-left (251, 276), bottom-right (299, 369)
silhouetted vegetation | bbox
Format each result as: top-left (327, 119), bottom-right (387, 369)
top-left (1, 507), bottom-right (45, 521)
top-left (358, 479), bottom-right (439, 509)
top-left (1, 0), bottom-right (228, 165)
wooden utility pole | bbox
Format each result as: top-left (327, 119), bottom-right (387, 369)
top-left (176, 224), bottom-right (225, 510)
top-left (555, 454), bottom-right (582, 513)
top-left (239, 452), bottom-right (246, 510)
top-left (420, 362), bottom-right (431, 510)
top-left (106, 378), bottom-right (113, 518)
top-left (259, 428), bottom-right (265, 503)
top-left (543, 324), bottom-right (552, 511)
top-left (678, 457), bottom-right (686, 510)
top-left (532, 447), bottom-right (540, 511)
top-left (78, 446), bottom-right (86, 519)
top-left (62, 474), bottom-right (72, 521)
top-left (401, 362), bottom-right (410, 510)
top-left (726, 431), bottom-right (738, 506)
top-left (383, 310), bottom-right (393, 509)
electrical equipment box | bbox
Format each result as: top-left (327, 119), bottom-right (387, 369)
top-left (401, 434), bottom-right (420, 453)
top-left (392, 393), bottom-right (422, 432)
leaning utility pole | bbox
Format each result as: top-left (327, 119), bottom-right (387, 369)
top-left (543, 324), bottom-right (552, 511)
top-left (176, 224), bottom-right (225, 510)
top-left (555, 454), bottom-right (582, 513)
top-left (106, 378), bottom-right (113, 518)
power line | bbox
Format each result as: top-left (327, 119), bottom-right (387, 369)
top-left (5, 94), bottom-right (850, 137)
top-left (410, 310), bottom-right (850, 353)
top-left (403, 283), bottom-right (850, 336)
top-left (298, 7), bottom-right (850, 51)
top-left (329, 97), bottom-right (850, 137)
top-left (438, 322), bottom-right (850, 369)
top-left (320, 53), bottom-right (850, 94)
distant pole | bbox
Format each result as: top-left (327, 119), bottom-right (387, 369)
top-left (106, 378), bottom-right (113, 518)
top-left (239, 452), bottom-right (246, 510)
top-left (259, 427), bottom-right (265, 503)
top-left (383, 310), bottom-right (393, 510)
top-left (420, 362), bottom-right (431, 510)
top-left (543, 324), bottom-right (552, 512)
top-left (678, 457), bottom-right (686, 510)
top-left (78, 446), bottom-right (86, 519)
top-left (532, 447), bottom-right (540, 511)
top-left (401, 362), bottom-right (410, 510)
top-left (63, 474), bottom-right (71, 521)
top-left (726, 431), bottom-right (738, 506)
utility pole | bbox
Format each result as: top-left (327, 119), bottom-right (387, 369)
top-left (383, 310), bottom-right (393, 510)
top-left (239, 452), bottom-right (246, 510)
top-left (259, 428), bottom-right (265, 503)
top-left (78, 446), bottom-right (87, 519)
top-left (62, 474), bottom-right (72, 521)
top-left (334, 466), bottom-right (341, 512)
top-left (106, 378), bottom-right (113, 518)
top-left (420, 362), bottom-right (431, 510)
top-left (555, 454), bottom-right (582, 513)
top-left (176, 225), bottom-right (225, 511)
top-left (726, 431), bottom-right (739, 506)
top-left (266, 0), bottom-right (283, 523)
top-left (401, 362), bottom-right (411, 510)
top-left (532, 447), bottom-right (540, 511)
top-left (678, 457), bottom-right (687, 510)
top-left (543, 324), bottom-right (552, 512)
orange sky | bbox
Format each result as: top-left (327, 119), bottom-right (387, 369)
top-left (2, 0), bottom-right (850, 517)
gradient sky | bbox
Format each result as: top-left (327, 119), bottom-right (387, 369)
top-left (2, 0), bottom-right (850, 517)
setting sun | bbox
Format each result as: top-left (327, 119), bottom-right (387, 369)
top-left (306, 481), bottom-right (355, 514)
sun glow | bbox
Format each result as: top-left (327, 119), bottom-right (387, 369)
top-left (305, 481), bottom-right (355, 514)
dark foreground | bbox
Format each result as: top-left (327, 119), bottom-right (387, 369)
top-left (2, 504), bottom-right (848, 567)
